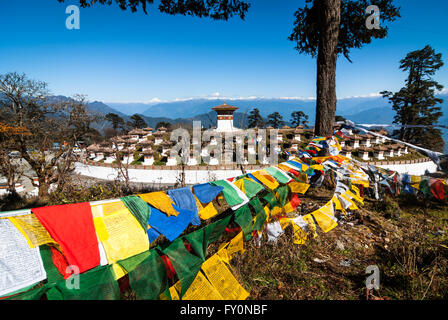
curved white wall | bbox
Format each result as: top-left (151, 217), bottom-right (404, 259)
top-left (74, 162), bottom-right (258, 185)
top-left (375, 160), bottom-right (438, 176)
top-left (75, 159), bottom-right (439, 186)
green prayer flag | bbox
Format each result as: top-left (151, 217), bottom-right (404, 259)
top-left (263, 192), bottom-right (279, 209)
top-left (46, 265), bottom-right (120, 300)
top-left (121, 195), bottom-right (151, 230)
top-left (185, 214), bottom-right (232, 261)
top-left (276, 185), bottom-right (290, 207)
top-left (234, 204), bottom-right (254, 241)
top-left (265, 167), bottom-right (290, 184)
top-left (162, 239), bottom-right (204, 297)
top-left (419, 178), bottom-right (432, 198)
top-left (39, 245), bottom-right (64, 284)
top-left (2, 285), bottom-right (46, 300)
top-left (118, 250), bottom-right (168, 300)
top-left (241, 178), bottom-right (264, 198)
top-left (210, 180), bottom-right (244, 207)
top-left (250, 198), bottom-right (267, 232)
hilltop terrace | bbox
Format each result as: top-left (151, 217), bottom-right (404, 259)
top-left (82, 124), bottom-right (424, 168)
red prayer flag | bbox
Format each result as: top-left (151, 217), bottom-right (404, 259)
top-left (33, 202), bottom-right (100, 276)
top-left (290, 193), bottom-right (301, 210)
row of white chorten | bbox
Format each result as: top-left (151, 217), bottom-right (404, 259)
top-left (84, 103), bottom-right (414, 165)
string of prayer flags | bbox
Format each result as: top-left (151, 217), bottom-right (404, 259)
top-left (4, 132), bottom-right (447, 301)
top-left (32, 202), bottom-right (101, 276)
top-left (121, 195), bottom-right (152, 230)
top-left (138, 191), bottom-right (179, 217)
top-left (167, 187), bottom-right (201, 226)
top-left (192, 183), bottom-right (224, 204)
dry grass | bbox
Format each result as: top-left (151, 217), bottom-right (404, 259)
top-left (229, 192), bottom-right (448, 300)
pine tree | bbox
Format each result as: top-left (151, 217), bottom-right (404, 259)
top-left (381, 45), bottom-right (444, 152)
top-left (130, 114), bottom-right (147, 129)
top-left (291, 111), bottom-right (309, 127)
top-left (267, 112), bottom-right (285, 129)
top-left (247, 108), bottom-right (264, 128)
top-left (105, 113), bottom-right (125, 133)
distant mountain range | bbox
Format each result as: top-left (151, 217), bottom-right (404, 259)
top-left (90, 95), bottom-right (448, 153)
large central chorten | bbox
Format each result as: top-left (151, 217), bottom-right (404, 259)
top-left (211, 102), bottom-right (242, 132)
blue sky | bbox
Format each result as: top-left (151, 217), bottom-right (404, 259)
top-left (0, 0), bottom-right (447, 103)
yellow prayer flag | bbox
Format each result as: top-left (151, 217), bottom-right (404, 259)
top-left (291, 220), bottom-right (308, 245)
top-left (270, 206), bottom-right (284, 218)
top-left (278, 216), bottom-right (291, 229)
top-left (283, 202), bottom-right (294, 214)
top-left (332, 195), bottom-right (346, 214)
top-left (227, 231), bottom-right (245, 258)
top-left (345, 189), bottom-right (364, 205)
top-left (290, 214), bottom-right (318, 244)
top-left (264, 205), bottom-right (272, 221)
top-left (233, 178), bottom-right (245, 194)
top-left (138, 191), bottom-right (179, 216)
top-left (200, 203), bottom-right (219, 220)
top-left (310, 164), bottom-right (324, 171)
top-left (193, 193), bottom-right (219, 220)
top-left (93, 216), bottom-right (109, 241)
top-left (8, 214), bottom-right (57, 249)
top-left (288, 180), bottom-right (310, 194)
top-left (311, 201), bottom-right (338, 233)
top-left (251, 170), bottom-right (279, 190)
top-left (303, 214), bottom-right (318, 238)
top-left (182, 271), bottom-right (223, 300)
top-left (90, 200), bottom-right (149, 278)
top-left (201, 254), bottom-right (249, 300)
top-left (339, 193), bottom-right (359, 210)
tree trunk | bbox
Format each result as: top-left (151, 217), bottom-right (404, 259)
top-left (7, 174), bottom-right (16, 194)
top-left (314, 0), bottom-right (341, 137)
top-left (38, 178), bottom-right (50, 199)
